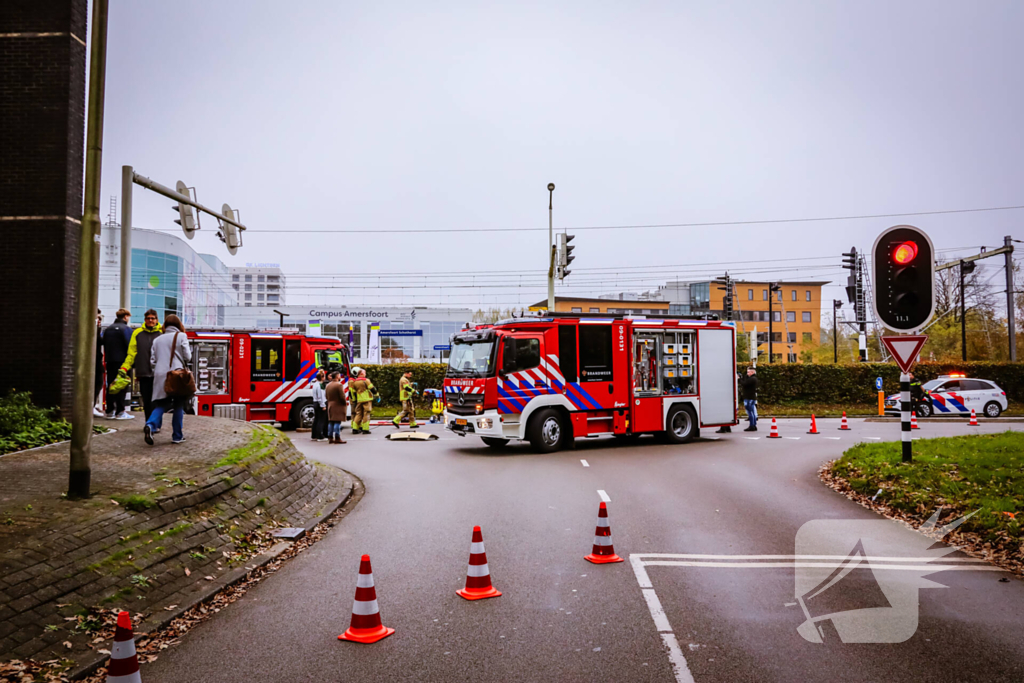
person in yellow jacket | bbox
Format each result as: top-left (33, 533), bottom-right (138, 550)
top-left (348, 367), bottom-right (378, 435)
top-left (117, 309), bottom-right (163, 419)
top-left (392, 371), bottom-right (419, 428)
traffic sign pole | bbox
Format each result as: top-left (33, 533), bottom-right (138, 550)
top-left (900, 372), bottom-right (912, 462)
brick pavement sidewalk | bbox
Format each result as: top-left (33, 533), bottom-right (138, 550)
top-left (0, 415), bottom-right (351, 670)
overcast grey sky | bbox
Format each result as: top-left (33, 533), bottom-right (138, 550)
top-left (98, 0), bottom-right (1024, 309)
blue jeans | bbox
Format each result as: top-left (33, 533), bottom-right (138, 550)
top-left (744, 399), bottom-right (758, 428)
top-left (328, 421), bottom-right (342, 439)
top-left (147, 397), bottom-right (185, 442)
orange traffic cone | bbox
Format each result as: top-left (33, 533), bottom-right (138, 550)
top-left (457, 526), bottom-right (502, 600)
top-left (807, 414), bottom-right (819, 435)
top-left (767, 417), bottom-right (781, 438)
top-left (585, 502), bottom-right (624, 564)
top-left (338, 555), bottom-right (395, 644)
top-left (838, 411), bottom-right (850, 430)
top-left (106, 611), bottom-right (141, 683)
top-left (969, 409), bottom-right (979, 426)
top-left (911, 412), bottom-right (920, 430)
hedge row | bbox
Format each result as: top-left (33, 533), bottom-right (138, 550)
top-left (737, 362), bottom-right (1024, 404)
top-left (358, 361), bottom-right (1024, 406)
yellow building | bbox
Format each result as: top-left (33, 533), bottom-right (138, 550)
top-left (716, 280), bottom-right (827, 363)
top-left (529, 296), bottom-right (670, 315)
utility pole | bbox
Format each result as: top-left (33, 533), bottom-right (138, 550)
top-left (69, 0), bottom-right (109, 499)
top-left (119, 166), bottom-right (132, 308)
top-left (1005, 236), bottom-right (1017, 361)
top-left (546, 183), bottom-right (555, 311)
top-left (833, 299), bottom-right (843, 363)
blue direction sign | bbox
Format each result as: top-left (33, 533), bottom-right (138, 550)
top-left (378, 330), bottom-right (423, 337)
top-left (434, 345), bottom-right (451, 351)
top-left (875, 377), bottom-right (883, 391)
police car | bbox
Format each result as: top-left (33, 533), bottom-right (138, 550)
top-left (884, 374), bottom-right (1008, 418)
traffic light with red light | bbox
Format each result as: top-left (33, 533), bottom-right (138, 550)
top-left (872, 225), bottom-right (934, 332)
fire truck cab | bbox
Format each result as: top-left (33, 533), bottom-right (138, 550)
top-left (187, 329), bottom-right (349, 429)
top-left (443, 316), bottom-right (737, 452)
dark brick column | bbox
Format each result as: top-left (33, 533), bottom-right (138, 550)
top-left (0, 1), bottom-right (88, 414)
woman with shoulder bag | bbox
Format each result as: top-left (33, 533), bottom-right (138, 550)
top-left (144, 315), bottom-right (193, 445)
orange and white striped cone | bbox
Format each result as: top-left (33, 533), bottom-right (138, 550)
top-left (584, 502), bottom-right (624, 564)
top-left (457, 526), bottom-right (502, 600)
top-left (969, 409), bottom-right (978, 426)
top-left (338, 555), bottom-right (395, 644)
top-left (106, 611), bottom-right (141, 683)
top-left (767, 417), bottom-right (781, 438)
top-left (839, 411), bottom-right (850, 430)
top-left (807, 414), bottom-right (819, 434)
top-left (911, 412), bottom-right (920, 430)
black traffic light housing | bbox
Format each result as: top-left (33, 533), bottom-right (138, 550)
top-left (842, 248), bottom-right (858, 304)
top-left (872, 225), bottom-right (934, 333)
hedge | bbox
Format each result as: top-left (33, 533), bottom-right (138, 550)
top-left (737, 362), bottom-right (1024, 405)
top-left (358, 362), bottom-right (1024, 406)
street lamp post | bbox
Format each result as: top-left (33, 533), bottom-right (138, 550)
top-left (833, 300), bottom-right (843, 363)
top-left (547, 183), bottom-right (555, 311)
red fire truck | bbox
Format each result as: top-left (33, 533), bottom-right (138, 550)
top-left (443, 315), bottom-right (737, 451)
top-left (186, 329), bottom-right (350, 429)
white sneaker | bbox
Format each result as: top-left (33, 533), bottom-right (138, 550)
top-left (93, 408), bottom-right (106, 418)
top-left (115, 412), bottom-right (135, 420)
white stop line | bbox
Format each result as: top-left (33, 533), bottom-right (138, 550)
top-left (629, 553), bottom-right (999, 683)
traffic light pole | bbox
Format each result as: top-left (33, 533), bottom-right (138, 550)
top-left (960, 260), bottom-right (968, 362)
top-left (768, 287), bottom-right (774, 363)
top-left (547, 183), bottom-right (555, 311)
top-left (1006, 236), bottom-right (1017, 361)
top-left (900, 372), bottom-right (912, 463)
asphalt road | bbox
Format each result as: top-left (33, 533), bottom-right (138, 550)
top-left (145, 418), bottom-right (1024, 682)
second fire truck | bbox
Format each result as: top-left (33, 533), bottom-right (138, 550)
top-left (443, 315), bottom-right (737, 451)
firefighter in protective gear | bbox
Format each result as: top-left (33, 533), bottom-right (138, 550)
top-left (348, 367), bottom-right (378, 434)
top-left (392, 371), bottom-right (419, 428)
top-left (908, 372), bottom-right (925, 416)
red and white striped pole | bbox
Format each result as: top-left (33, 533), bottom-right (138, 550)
top-left (584, 502), bottom-right (623, 564)
top-left (105, 611), bottom-right (141, 683)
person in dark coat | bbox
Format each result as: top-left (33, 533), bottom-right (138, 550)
top-left (94, 310), bottom-right (106, 417)
top-left (102, 308), bottom-right (133, 419)
top-left (739, 367), bottom-right (758, 431)
top-left (325, 371), bottom-right (348, 444)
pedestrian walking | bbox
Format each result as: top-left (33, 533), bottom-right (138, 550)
top-left (739, 367), bottom-right (758, 432)
top-left (325, 371), bottom-right (348, 444)
top-left (102, 308), bottom-right (133, 419)
top-left (94, 310), bottom-right (106, 417)
top-left (392, 370), bottom-right (419, 429)
top-left (311, 369), bottom-right (328, 441)
top-left (348, 367), bottom-right (378, 435)
top-left (119, 309), bottom-right (162, 420)
top-left (144, 315), bottom-right (192, 445)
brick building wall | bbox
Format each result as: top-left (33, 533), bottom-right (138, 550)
top-left (0, 0), bottom-right (87, 414)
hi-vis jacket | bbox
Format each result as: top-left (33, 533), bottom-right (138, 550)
top-left (399, 376), bottom-right (417, 401)
top-left (349, 378), bottom-right (377, 404)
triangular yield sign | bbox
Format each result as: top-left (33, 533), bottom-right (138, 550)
top-left (881, 335), bottom-right (928, 374)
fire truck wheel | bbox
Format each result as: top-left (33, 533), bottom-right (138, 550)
top-left (528, 408), bottom-right (565, 453)
top-left (288, 399), bottom-right (315, 431)
top-left (481, 437), bottom-right (510, 448)
top-left (662, 405), bottom-right (697, 444)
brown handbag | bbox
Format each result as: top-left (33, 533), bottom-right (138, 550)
top-left (163, 331), bottom-right (196, 398)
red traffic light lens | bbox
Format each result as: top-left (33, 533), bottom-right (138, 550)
top-left (892, 241), bottom-right (918, 265)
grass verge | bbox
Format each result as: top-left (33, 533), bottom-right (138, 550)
top-left (824, 431), bottom-right (1023, 574)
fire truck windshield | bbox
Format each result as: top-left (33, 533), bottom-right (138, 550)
top-left (447, 340), bottom-right (495, 378)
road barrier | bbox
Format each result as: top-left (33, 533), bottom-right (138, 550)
top-left (338, 555), bottom-right (395, 644)
top-left (457, 526), bottom-right (502, 600)
top-left (106, 611), bottom-right (142, 683)
top-left (584, 502), bottom-right (624, 564)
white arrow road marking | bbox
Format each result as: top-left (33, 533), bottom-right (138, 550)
top-left (580, 459), bottom-right (589, 467)
top-left (597, 490), bottom-right (611, 502)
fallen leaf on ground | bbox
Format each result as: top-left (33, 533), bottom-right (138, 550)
top-left (184, 568), bottom-right (191, 576)
top-left (204, 576), bottom-right (214, 581)
top-left (164, 605), bottom-right (178, 611)
top-left (63, 642), bottom-right (72, 649)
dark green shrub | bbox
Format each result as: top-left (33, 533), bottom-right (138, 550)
top-left (0, 390), bottom-right (55, 437)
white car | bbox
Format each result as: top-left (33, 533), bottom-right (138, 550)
top-left (885, 375), bottom-right (1008, 418)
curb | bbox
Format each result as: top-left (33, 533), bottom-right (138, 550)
top-left (67, 467), bottom-right (358, 681)
top-left (863, 417), bottom-right (1024, 423)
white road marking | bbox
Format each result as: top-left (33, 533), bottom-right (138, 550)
top-left (825, 436), bottom-right (841, 440)
top-left (581, 459), bottom-right (589, 467)
top-left (705, 436), bottom-right (721, 440)
top-left (865, 436), bottom-right (882, 440)
top-left (661, 633), bottom-right (696, 683)
top-left (783, 436), bottom-right (801, 440)
top-left (642, 589), bottom-right (672, 632)
top-left (641, 560), bottom-right (1001, 571)
top-left (743, 436), bottom-right (759, 440)
top-left (597, 490), bottom-right (611, 503)
top-left (633, 553), bottom-right (991, 563)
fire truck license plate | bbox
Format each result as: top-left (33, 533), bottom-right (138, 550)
top-left (455, 419), bottom-right (467, 427)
